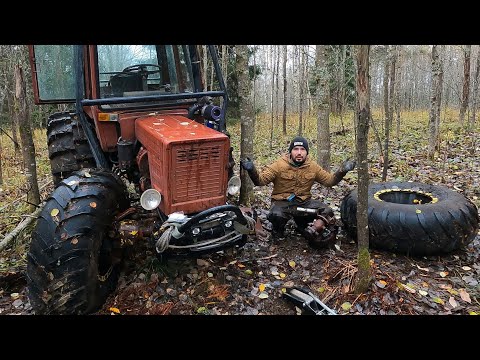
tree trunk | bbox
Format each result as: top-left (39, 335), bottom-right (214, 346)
top-left (298, 46), bottom-right (305, 136)
top-left (253, 46), bottom-right (257, 128)
top-left (270, 45), bottom-right (275, 150)
top-left (202, 45), bottom-right (208, 91)
top-left (315, 45), bottom-right (330, 171)
top-left (282, 45), bottom-right (287, 135)
top-left (0, 134), bottom-right (3, 186)
top-left (237, 45), bottom-right (255, 206)
top-left (395, 46), bottom-right (402, 146)
top-left (354, 45), bottom-right (372, 295)
top-left (469, 46), bottom-right (480, 127)
top-left (275, 45), bottom-right (281, 125)
top-left (382, 46), bottom-right (390, 181)
top-left (15, 62), bottom-right (40, 212)
top-left (428, 45), bottom-right (444, 159)
top-left (459, 45), bottom-right (471, 125)
top-left (383, 46), bottom-right (396, 181)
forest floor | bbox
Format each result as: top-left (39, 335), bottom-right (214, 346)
top-left (0, 110), bottom-right (479, 316)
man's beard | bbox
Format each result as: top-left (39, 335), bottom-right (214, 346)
top-left (292, 155), bottom-right (306, 166)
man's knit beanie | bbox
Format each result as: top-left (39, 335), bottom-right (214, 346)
top-left (288, 136), bottom-right (309, 154)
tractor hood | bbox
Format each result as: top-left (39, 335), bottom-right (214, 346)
top-left (135, 114), bottom-right (230, 215)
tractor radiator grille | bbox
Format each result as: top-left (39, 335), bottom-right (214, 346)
top-left (172, 143), bottom-right (224, 203)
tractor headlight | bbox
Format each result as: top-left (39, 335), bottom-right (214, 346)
top-left (140, 189), bottom-right (162, 210)
top-left (227, 175), bottom-right (241, 195)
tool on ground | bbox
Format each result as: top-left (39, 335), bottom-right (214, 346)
top-left (283, 286), bottom-right (337, 315)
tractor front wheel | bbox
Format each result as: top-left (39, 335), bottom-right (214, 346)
top-left (26, 170), bottom-right (129, 314)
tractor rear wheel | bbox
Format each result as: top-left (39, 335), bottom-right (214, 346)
top-left (26, 170), bottom-right (129, 314)
top-left (47, 111), bottom-right (96, 186)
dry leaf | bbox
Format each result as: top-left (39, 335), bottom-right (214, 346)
top-left (418, 290), bottom-right (428, 296)
top-left (459, 289), bottom-right (471, 303)
top-left (448, 297), bottom-right (458, 308)
top-left (50, 208), bottom-right (59, 217)
top-left (228, 260), bottom-right (237, 265)
top-left (439, 271), bottom-right (448, 278)
top-left (376, 280), bottom-right (387, 288)
top-left (446, 288), bottom-right (459, 296)
top-left (237, 263), bottom-right (245, 268)
top-left (259, 283), bottom-right (266, 292)
top-left (432, 297), bottom-right (444, 305)
top-left (84, 172), bottom-right (91, 177)
top-left (258, 292), bottom-right (268, 299)
top-left (109, 307), bottom-right (120, 314)
top-left (461, 266), bottom-right (472, 271)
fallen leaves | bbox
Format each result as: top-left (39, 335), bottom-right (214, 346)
top-left (459, 289), bottom-right (471, 303)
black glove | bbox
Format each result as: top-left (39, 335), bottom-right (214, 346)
top-left (241, 157), bottom-right (255, 172)
top-left (240, 157), bottom-right (260, 185)
top-left (340, 159), bottom-right (356, 173)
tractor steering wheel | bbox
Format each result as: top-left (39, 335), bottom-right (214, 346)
top-left (122, 64), bottom-right (161, 77)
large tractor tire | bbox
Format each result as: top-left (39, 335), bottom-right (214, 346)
top-left (26, 170), bottom-right (130, 314)
top-left (47, 111), bottom-right (96, 186)
top-left (340, 181), bottom-right (479, 256)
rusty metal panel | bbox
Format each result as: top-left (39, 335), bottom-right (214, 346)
top-left (135, 114), bottom-right (229, 215)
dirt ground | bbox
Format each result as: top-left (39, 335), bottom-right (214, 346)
top-left (2, 184), bottom-right (479, 316)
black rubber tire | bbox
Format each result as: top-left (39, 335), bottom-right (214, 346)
top-left (26, 170), bottom-right (130, 314)
top-left (47, 111), bottom-right (96, 186)
top-left (340, 181), bottom-right (479, 256)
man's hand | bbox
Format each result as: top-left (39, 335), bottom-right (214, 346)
top-left (340, 159), bottom-right (356, 172)
top-left (240, 157), bottom-right (260, 185)
top-left (241, 157), bottom-right (255, 172)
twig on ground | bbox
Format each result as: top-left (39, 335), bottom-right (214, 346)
top-left (0, 204), bottom-right (43, 252)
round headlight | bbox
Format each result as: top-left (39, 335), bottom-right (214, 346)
top-left (140, 189), bottom-right (162, 210)
top-left (227, 175), bottom-right (241, 195)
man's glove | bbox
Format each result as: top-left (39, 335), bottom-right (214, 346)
top-left (240, 157), bottom-right (260, 185)
top-left (340, 159), bottom-right (356, 173)
top-left (241, 157), bottom-right (255, 172)
top-left (333, 158), bottom-right (356, 184)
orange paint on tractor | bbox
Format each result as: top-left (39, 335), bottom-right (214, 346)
top-left (135, 114), bottom-right (230, 215)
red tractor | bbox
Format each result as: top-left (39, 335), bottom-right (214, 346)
top-left (26, 45), bottom-right (255, 314)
